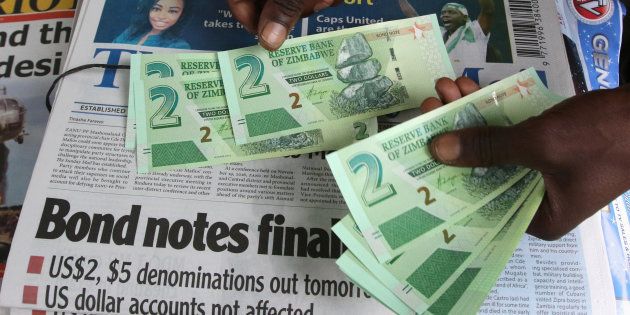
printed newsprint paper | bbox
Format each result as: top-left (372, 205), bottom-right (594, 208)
top-left (0, 0), bottom-right (77, 272)
top-left (0, 1), bottom-right (77, 314)
top-left (0, 1), bottom-right (615, 314)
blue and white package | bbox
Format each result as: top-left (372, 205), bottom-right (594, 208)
top-left (603, 192), bottom-right (630, 314)
top-left (556, 0), bottom-right (626, 92)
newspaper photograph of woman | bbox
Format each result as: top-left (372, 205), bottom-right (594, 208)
top-left (95, 0), bottom-right (303, 51)
top-left (112, 0), bottom-right (193, 49)
top-left (398, 0), bottom-right (513, 66)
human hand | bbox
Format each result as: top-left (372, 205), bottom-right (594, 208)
top-left (423, 77), bottom-right (630, 240)
top-left (228, 0), bottom-right (342, 51)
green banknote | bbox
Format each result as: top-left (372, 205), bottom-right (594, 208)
top-left (134, 55), bottom-right (377, 173)
top-left (218, 15), bottom-right (454, 145)
top-left (333, 172), bottom-right (540, 313)
top-left (125, 53), bottom-right (222, 149)
top-left (433, 181), bottom-right (544, 315)
top-left (337, 180), bottom-right (545, 315)
top-left (327, 68), bottom-right (563, 263)
top-left (337, 253), bottom-right (415, 315)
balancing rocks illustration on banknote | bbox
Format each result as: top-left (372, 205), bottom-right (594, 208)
top-left (129, 15), bottom-right (454, 173)
top-left (218, 15), bottom-right (454, 145)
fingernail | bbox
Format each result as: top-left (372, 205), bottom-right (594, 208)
top-left (261, 22), bottom-right (287, 50)
top-left (432, 134), bottom-right (461, 163)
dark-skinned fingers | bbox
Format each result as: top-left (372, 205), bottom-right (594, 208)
top-left (435, 77), bottom-right (462, 103)
top-left (258, 0), bottom-right (306, 50)
top-left (228, 0), bottom-right (258, 33)
top-left (526, 194), bottom-right (570, 241)
top-left (454, 77), bottom-right (480, 96)
top-left (420, 97), bottom-right (443, 114)
top-left (429, 125), bottom-right (542, 169)
top-left (423, 77), bottom-right (478, 114)
top-left (526, 194), bottom-right (560, 241)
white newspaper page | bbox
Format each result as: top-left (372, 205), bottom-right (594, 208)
top-left (480, 216), bottom-right (614, 314)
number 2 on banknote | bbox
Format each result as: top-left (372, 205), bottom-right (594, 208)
top-left (235, 55), bottom-right (270, 99)
top-left (200, 127), bottom-right (212, 142)
top-left (353, 122), bottom-right (369, 140)
top-left (289, 93), bottom-right (302, 109)
top-left (417, 187), bottom-right (436, 205)
top-left (348, 153), bottom-right (397, 207)
top-left (149, 85), bottom-right (181, 129)
top-left (145, 61), bottom-right (174, 78)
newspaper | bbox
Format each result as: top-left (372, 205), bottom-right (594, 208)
top-left (482, 216), bottom-right (614, 314)
top-left (0, 1), bottom-right (77, 314)
top-left (0, 0), bottom-right (76, 205)
top-left (0, 0), bottom-right (616, 314)
top-left (4, 218), bottom-right (615, 315)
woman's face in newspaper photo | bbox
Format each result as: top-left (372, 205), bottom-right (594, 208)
top-left (149, 0), bottom-right (185, 33)
top-left (441, 6), bottom-right (467, 33)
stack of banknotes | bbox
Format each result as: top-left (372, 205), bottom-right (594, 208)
top-left (125, 15), bottom-right (454, 173)
top-left (123, 13), bottom-right (567, 314)
top-left (327, 68), bottom-right (565, 314)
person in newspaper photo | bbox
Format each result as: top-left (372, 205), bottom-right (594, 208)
top-left (228, 0), bottom-right (630, 241)
top-left (398, 0), bottom-right (495, 66)
top-left (113, 0), bottom-right (193, 49)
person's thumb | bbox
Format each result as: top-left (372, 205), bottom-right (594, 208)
top-left (429, 126), bottom-right (536, 168)
top-left (258, 0), bottom-right (307, 51)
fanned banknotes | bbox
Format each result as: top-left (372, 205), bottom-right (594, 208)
top-left (327, 68), bottom-right (563, 263)
top-left (218, 14), bottom-right (454, 145)
top-left (131, 53), bottom-right (376, 173)
top-left (333, 172), bottom-right (541, 313)
top-left (435, 181), bottom-right (544, 314)
top-left (337, 180), bottom-right (545, 314)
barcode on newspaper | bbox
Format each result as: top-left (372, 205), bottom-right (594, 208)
top-left (508, 0), bottom-right (545, 58)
